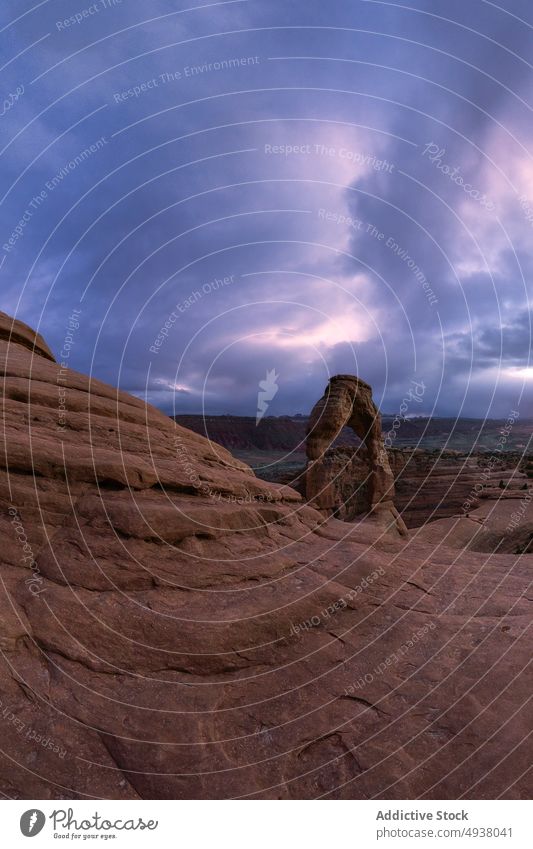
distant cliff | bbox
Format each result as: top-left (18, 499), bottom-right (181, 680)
top-left (174, 412), bottom-right (533, 453)
top-left (173, 414), bottom-right (314, 451)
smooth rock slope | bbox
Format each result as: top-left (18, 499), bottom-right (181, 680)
top-left (0, 313), bottom-right (531, 799)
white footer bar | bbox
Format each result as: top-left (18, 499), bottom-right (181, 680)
top-left (3, 799), bottom-right (532, 848)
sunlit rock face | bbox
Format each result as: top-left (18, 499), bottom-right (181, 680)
top-left (305, 375), bottom-right (405, 534)
top-left (0, 311), bottom-right (55, 362)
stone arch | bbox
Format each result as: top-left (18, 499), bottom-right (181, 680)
top-left (305, 375), bottom-right (404, 532)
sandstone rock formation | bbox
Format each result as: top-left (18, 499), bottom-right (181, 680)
top-left (0, 317), bottom-right (531, 799)
top-left (413, 497), bottom-right (533, 554)
top-left (305, 375), bottom-right (405, 534)
top-left (389, 448), bottom-right (530, 528)
top-left (0, 310), bottom-right (55, 362)
top-left (172, 415), bottom-right (531, 531)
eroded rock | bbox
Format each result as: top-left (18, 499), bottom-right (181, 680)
top-left (305, 375), bottom-right (405, 534)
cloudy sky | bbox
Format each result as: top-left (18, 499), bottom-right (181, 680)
top-left (1, 0), bottom-right (532, 419)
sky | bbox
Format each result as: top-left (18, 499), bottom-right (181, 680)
top-left (1, 0), bottom-right (532, 420)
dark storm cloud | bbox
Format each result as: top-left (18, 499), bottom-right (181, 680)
top-left (450, 308), bottom-right (533, 366)
top-left (0, 0), bottom-right (532, 418)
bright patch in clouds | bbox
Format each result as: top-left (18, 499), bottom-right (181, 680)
top-left (506, 367), bottom-right (533, 380)
top-left (248, 312), bottom-right (370, 349)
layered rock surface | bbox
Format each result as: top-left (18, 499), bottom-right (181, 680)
top-left (414, 497), bottom-right (533, 554)
top-left (0, 317), bottom-right (531, 799)
top-left (390, 449), bottom-right (530, 529)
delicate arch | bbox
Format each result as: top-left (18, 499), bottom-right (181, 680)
top-left (305, 375), bottom-right (403, 531)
